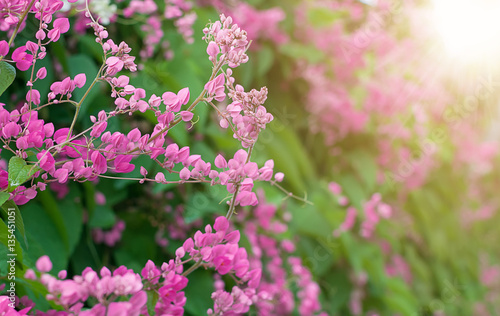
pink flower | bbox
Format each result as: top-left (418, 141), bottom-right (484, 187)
top-left (25, 41), bottom-right (38, 54)
top-left (155, 172), bottom-right (167, 184)
top-left (214, 154), bottom-right (227, 169)
top-left (26, 89), bottom-right (41, 105)
top-left (35, 29), bottom-right (46, 40)
top-left (141, 260), bottom-right (161, 283)
top-left (179, 167), bottom-right (190, 180)
top-left (328, 182), bottom-right (342, 195)
top-left (12, 46), bottom-right (33, 71)
top-left (235, 191), bottom-right (258, 206)
top-left (213, 216), bottom-right (229, 232)
top-left (2, 122), bottom-right (20, 138)
top-left (204, 74), bottom-right (225, 102)
top-left (0, 40), bottom-right (8, 56)
top-left (37, 150), bottom-right (55, 171)
top-left (114, 155), bottom-right (135, 173)
top-left (24, 269), bottom-right (36, 280)
top-left (207, 41), bottom-right (220, 60)
top-left (180, 111), bottom-right (194, 121)
top-left (162, 88), bottom-right (190, 112)
top-left (48, 18), bottom-right (70, 42)
top-left (178, 87), bottom-right (190, 105)
top-left (90, 121), bottom-right (107, 138)
top-left (37, 67), bottom-right (47, 79)
top-left (54, 168), bottom-right (69, 183)
top-left (74, 73), bottom-right (86, 88)
top-left (36, 255), bottom-right (52, 272)
top-left (106, 57), bottom-right (124, 76)
top-left (91, 151), bottom-right (107, 174)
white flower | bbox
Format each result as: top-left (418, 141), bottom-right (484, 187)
top-left (91, 0), bottom-right (117, 25)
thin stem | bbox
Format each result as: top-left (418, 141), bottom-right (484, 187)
top-left (97, 174), bottom-right (207, 184)
top-left (67, 64), bottom-right (104, 141)
top-left (181, 259), bottom-right (203, 277)
top-left (271, 181), bottom-right (313, 205)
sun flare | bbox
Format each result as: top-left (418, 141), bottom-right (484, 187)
top-left (432, 0), bottom-right (500, 64)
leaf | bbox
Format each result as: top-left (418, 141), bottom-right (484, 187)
top-left (184, 190), bottom-right (224, 224)
top-left (256, 45), bottom-right (274, 78)
top-left (7, 156), bottom-right (39, 191)
top-left (21, 202), bottom-right (68, 271)
top-left (0, 191), bottom-right (9, 207)
top-left (348, 150), bottom-right (377, 192)
top-left (37, 187), bottom-right (84, 256)
top-left (279, 42), bottom-right (325, 64)
top-left (307, 8), bottom-right (348, 28)
top-left (88, 205), bottom-right (116, 229)
top-left (68, 54), bottom-right (99, 115)
top-left (288, 202), bottom-right (333, 239)
top-left (0, 61), bottom-right (16, 96)
top-left (183, 269), bottom-right (214, 315)
top-left (146, 290), bottom-right (159, 315)
top-left (36, 190), bottom-right (70, 252)
top-left (1, 200), bottom-right (28, 247)
top-left (0, 218), bottom-right (24, 268)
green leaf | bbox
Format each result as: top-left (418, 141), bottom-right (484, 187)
top-left (0, 218), bottom-right (24, 267)
top-left (183, 269), bottom-right (214, 315)
top-left (280, 42), bottom-right (325, 64)
top-left (37, 187), bottom-right (84, 256)
top-left (307, 8), bottom-right (348, 28)
top-left (256, 45), bottom-right (274, 78)
top-left (88, 205), bottom-right (116, 229)
top-left (22, 202), bottom-right (67, 271)
top-left (348, 150), bottom-right (377, 192)
top-left (184, 190), bottom-right (225, 224)
top-left (37, 190), bottom-right (70, 252)
top-left (0, 61), bottom-right (16, 96)
top-left (68, 54), bottom-right (99, 116)
top-left (1, 200), bottom-right (27, 246)
top-left (0, 191), bottom-right (9, 207)
top-left (288, 202), bottom-right (333, 239)
top-left (7, 156), bottom-right (39, 191)
top-left (146, 290), bottom-right (159, 315)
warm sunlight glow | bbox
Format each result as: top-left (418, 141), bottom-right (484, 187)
top-left (432, 0), bottom-right (500, 63)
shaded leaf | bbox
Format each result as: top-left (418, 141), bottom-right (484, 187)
top-left (0, 61), bottom-right (16, 96)
top-left (7, 156), bottom-right (39, 191)
top-left (1, 200), bottom-right (27, 246)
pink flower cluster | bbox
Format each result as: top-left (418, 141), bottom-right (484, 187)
top-left (176, 217), bottom-right (258, 278)
top-left (0, 0), bottom-right (30, 31)
top-left (18, 215), bottom-right (270, 315)
top-left (234, 192), bottom-right (326, 316)
top-left (290, 0), bottom-right (460, 191)
top-left (203, 14), bottom-right (249, 68)
top-left (21, 256), bottom-right (188, 315)
top-left (360, 193), bottom-right (392, 238)
top-left (0, 296), bottom-right (30, 315)
top-left (330, 183), bottom-right (392, 238)
top-left (92, 220), bottom-right (125, 246)
top-left (177, 216), bottom-right (262, 315)
top-left (217, 1), bottom-right (288, 48)
top-left (0, 5), bottom-right (296, 315)
top-left (24, 256), bottom-right (147, 315)
top-left (2, 0), bottom-right (71, 72)
top-left (122, 0), bottom-right (196, 59)
top-left (203, 18), bottom-right (275, 148)
top-left (1, 13), bottom-right (277, 210)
